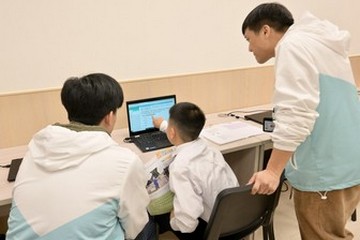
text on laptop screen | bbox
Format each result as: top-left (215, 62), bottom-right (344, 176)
top-left (128, 96), bottom-right (176, 133)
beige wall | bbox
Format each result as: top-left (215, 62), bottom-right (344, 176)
top-left (3, 1), bottom-right (360, 93)
top-left (1, 55), bottom-right (360, 148)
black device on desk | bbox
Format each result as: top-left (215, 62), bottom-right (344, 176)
top-left (125, 95), bottom-right (176, 152)
top-left (7, 158), bottom-right (23, 182)
top-left (244, 110), bottom-right (274, 132)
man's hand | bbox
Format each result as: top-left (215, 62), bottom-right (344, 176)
top-left (248, 148), bottom-right (293, 195)
top-left (152, 116), bottom-right (164, 128)
top-left (248, 169), bottom-right (280, 195)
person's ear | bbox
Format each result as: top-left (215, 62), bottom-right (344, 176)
top-left (101, 111), bottom-right (116, 133)
top-left (262, 25), bottom-right (271, 38)
top-left (167, 125), bottom-right (176, 141)
top-left (103, 111), bottom-right (112, 125)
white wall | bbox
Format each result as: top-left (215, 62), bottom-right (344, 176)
top-left (1, 0), bottom-right (359, 93)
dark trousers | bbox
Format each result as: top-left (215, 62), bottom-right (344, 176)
top-left (136, 213), bottom-right (207, 240)
top-left (155, 213), bottom-right (207, 240)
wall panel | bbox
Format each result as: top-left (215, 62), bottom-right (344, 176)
top-left (1, 55), bottom-right (359, 148)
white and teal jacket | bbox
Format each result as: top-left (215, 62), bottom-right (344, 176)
top-left (272, 12), bottom-right (360, 192)
top-left (6, 123), bottom-right (150, 240)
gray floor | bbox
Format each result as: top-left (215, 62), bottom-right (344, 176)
top-left (159, 182), bottom-right (360, 240)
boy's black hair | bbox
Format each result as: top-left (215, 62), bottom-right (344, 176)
top-left (242, 2), bottom-right (294, 35)
top-left (169, 102), bottom-right (205, 142)
top-left (61, 73), bottom-right (123, 125)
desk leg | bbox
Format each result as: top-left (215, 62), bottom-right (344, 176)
top-left (223, 146), bottom-right (262, 185)
top-left (0, 204), bottom-right (10, 235)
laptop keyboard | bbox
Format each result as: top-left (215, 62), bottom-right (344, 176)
top-left (137, 132), bottom-right (170, 146)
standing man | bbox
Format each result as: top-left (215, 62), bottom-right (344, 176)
top-left (242, 3), bottom-right (360, 239)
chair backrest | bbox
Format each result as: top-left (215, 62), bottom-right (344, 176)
top-left (203, 173), bottom-right (284, 240)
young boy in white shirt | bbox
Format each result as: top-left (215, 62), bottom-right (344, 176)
top-left (151, 102), bottom-right (239, 240)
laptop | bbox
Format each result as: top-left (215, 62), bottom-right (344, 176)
top-left (244, 110), bottom-right (273, 124)
top-left (126, 95), bottom-right (176, 152)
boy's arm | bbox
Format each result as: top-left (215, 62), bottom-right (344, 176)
top-left (152, 116), bottom-right (167, 132)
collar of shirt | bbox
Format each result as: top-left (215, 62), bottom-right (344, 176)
top-left (173, 138), bottom-right (201, 157)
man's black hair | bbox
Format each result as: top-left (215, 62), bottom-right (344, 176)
top-left (61, 73), bottom-right (123, 125)
top-left (242, 2), bottom-right (294, 35)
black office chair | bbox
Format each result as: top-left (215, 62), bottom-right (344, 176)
top-left (203, 173), bottom-right (285, 240)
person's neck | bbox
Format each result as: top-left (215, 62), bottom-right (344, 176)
top-left (172, 136), bottom-right (187, 146)
top-left (174, 137), bottom-right (198, 147)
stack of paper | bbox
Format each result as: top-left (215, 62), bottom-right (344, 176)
top-left (201, 121), bottom-right (263, 145)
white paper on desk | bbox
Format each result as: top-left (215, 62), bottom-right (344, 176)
top-left (201, 121), bottom-right (263, 145)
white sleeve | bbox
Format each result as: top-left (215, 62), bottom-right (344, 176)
top-left (117, 156), bottom-right (150, 239)
top-left (169, 165), bottom-right (203, 233)
top-left (159, 120), bottom-right (168, 133)
top-left (272, 42), bottom-right (320, 151)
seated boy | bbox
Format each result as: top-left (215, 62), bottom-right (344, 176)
top-left (151, 102), bottom-right (239, 240)
top-left (6, 73), bottom-right (150, 240)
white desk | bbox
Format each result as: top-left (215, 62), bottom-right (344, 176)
top-left (0, 106), bottom-right (273, 217)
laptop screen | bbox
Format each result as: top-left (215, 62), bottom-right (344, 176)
top-left (126, 95), bottom-right (176, 136)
